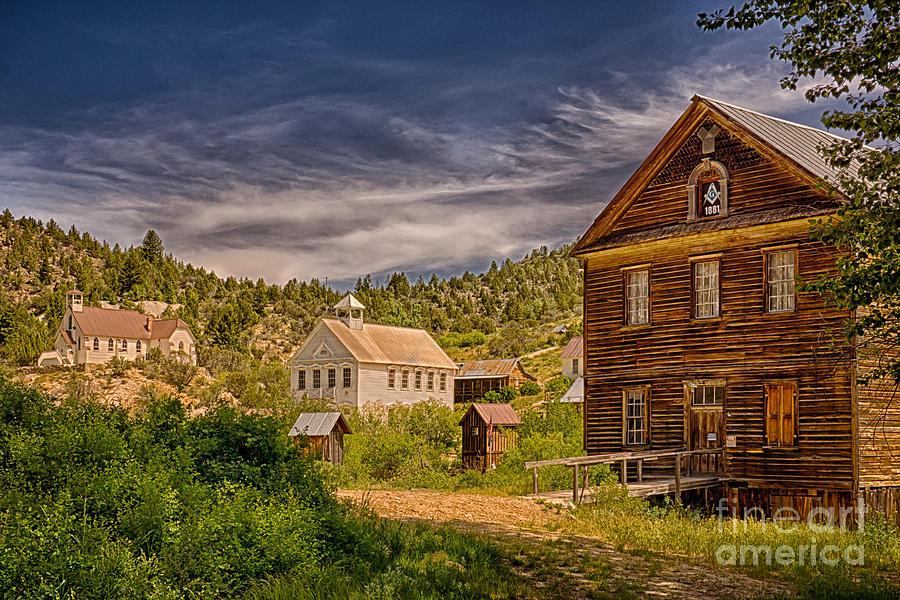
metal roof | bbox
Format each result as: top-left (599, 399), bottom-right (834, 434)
top-left (698, 95), bottom-right (863, 182)
top-left (456, 358), bottom-right (524, 379)
top-left (72, 306), bottom-right (192, 340)
top-left (558, 377), bottom-right (584, 403)
top-left (459, 402), bottom-right (522, 426)
top-left (560, 336), bottom-right (583, 359)
top-left (288, 412), bottom-right (352, 437)
top-left (319, 319), bottom-right (457, 369)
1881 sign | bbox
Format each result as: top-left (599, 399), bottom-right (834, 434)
top-left (701, 180), bottom-right (722, 216)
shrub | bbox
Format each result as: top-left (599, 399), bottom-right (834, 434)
top-left (544, 375), bottom-right (572, 401)
top-left (519, 381), bottom-right (541, 396)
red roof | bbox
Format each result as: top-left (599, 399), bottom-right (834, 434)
top-left (560, 336), bottom-right (584, 359)
top-left (459, 402), bottom-right (521, 426)
top-left (72, 306), bottom-right (192, 340)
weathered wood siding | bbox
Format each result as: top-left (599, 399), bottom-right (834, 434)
top-left (460, 408), bottom-right (517, 471)
top-left (857, 358), bottom-right (900, 487)
top-left (583, 218), bottom-right (854, 490)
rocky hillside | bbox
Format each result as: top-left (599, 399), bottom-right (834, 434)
top-left (0, 210), bottom-right (583, 367)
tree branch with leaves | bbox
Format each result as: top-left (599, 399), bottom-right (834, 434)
top-left (699, 1), bottom-right (900, 383)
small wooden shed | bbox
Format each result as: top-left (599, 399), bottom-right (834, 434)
top-left (288, 412), bottom-right (352, 465)
top-left (459, 403), bottom-right (521, 472)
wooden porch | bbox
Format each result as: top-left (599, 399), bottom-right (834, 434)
top-left (525, 447), bottom-right (726, 505)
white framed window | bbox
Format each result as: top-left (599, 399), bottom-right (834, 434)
top-left (693, 259), bottom-right (720, 319)
top-left (440, 372), bottom-right (447, 392)
top-left (136, 340), bottom-right (142, 353)
top-left (624, 268), bottom-right (649, 325)
top-left (766, 249), bottom-right (796, 313)
top-left (388, 368), bottom-right (396, 390)
top-left (312, 369), bottom-right (321, 389)
top-left (427, 371), bottom-right (434, 392)
top-left (93, 337), bottom-right (99, 351)
top-left (298, 370), bottom-right (306, 390)
top-left (414, 371), bottom-right (422, 391)
top-left (121, 339), bottom-right (128, 352)
top-left (107, 338), bottom-right (114, 352)
top-left (623, 389), bottom-right (648, 445)
top-left (401, 370), bottom-right (409, 390)
top-left (327, 368), bottom-right (336, 388)
top-left (343, 367), bottom-right (351, 388)
top-left (572, 358), bottom-right (579, 374)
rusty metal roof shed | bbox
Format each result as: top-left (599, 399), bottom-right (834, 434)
top-left (459, 402), bottom-right (522, 426)
top-left (456, 358), bottom-right (535, 380)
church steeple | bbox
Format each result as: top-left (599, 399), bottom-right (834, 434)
top-left (333, 293), bottom-right (365, 330)
top-left (66, 289), bottom-right (84, 313)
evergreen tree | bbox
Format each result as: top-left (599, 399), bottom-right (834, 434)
top-left (141, 229), bottom-right (165, 263)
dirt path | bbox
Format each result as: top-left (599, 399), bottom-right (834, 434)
top-left (521, 345), bottom-right (559, 359)
top-left (338, 489), bottom-right (795, 600)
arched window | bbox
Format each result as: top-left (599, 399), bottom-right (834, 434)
top-left (179, 341), bottom-right (184, 352)
top-left (93, 337), bottom-right (99, 351)
top-left (108, 338), bottom-right (114, 351)
top-left (136, 340), bottom-right (142, 353)
top-left (687, 159), bottom-right (729, 221)
top-left (121, 339), bottom-right (128, 352)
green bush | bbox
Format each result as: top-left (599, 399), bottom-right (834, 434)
top-left (519, 381), bottom-right (542, 396)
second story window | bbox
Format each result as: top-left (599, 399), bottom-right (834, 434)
top-left (312, 369), bottom-right (321, 389)
top-left (343, 367), bottom-right (351, 388)
top-left (693, 259), bottom-right (720, 319)
top-left (766, 249), bottom-right (796, 313)
top-left (298, 370), bottom-right (306, 390)
top-left (327, 368), bottom-right (336, 388)
top-left (388, 368), bottom-right (396, 389)
top-left (624, 268), bottom-right (649, 325)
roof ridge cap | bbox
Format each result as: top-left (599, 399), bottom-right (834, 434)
top-left (696, 95), bottom-right (853, 144)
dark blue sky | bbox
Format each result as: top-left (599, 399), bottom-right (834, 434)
top-left (0, 1), bottom-right (835, 286)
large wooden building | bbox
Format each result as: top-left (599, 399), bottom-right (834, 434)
top-left (571, 96), bottom-right (899, 519)
top-left (289, 294), bottom-right (457, 408)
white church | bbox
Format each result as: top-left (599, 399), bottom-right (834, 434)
top-left (289, 294), bottom-right (457, 408)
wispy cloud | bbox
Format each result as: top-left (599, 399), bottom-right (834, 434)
top-left (0, 21), bottom-right (821, 286)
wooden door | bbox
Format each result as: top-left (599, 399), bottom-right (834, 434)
top-left (686, 384), bottom-right (724, 474)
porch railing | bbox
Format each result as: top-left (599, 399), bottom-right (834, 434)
top-left (524, 447), bottom-right (727, 504)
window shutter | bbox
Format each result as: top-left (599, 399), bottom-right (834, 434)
top-left (765, 385), bottom-right (780, 445)
top-left (781, 386), bottom-right (795, 446)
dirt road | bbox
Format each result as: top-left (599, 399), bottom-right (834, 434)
top-left (337, 489), bottom-right (795, 599)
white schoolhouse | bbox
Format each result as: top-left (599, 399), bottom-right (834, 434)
top-left (289, 294), bottom-right (457, 408)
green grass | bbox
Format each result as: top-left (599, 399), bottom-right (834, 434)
top-left (558, 484), bottom-right (900, 598)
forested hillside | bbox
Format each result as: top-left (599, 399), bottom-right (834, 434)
top-left (0, 210), bottom-right (582, 367)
